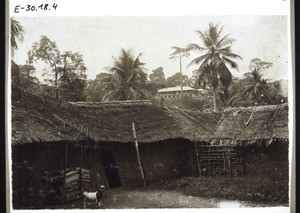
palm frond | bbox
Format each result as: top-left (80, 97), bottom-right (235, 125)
top-left (185, 43), bottom-right (206, 52)
top-left (98, 81), bottom-right (117, 88)
top-left (218, 64), bottom-right (232, 87)
top-left (216, 24), bottom-right (224, 41)
top-left (197, 57), bottom-right (212, 71)
top-left (222, 51), bottom-right (242, 60)
top-left (218, 38), bottom-right (236, 48)
top-left (170, 46), bottom-right (183, 55)
top-left (131, 86), bottom-right (147, 99)
top-left (106, 66), bottom-right (126, 75)
top-left (186, 54), bottom-right (210, 67)
top-left (218, 46), bottom-right (232, 53)
top-left (195, 30), bottom-right (212, 47)
top-left (222, 57), bottom-right (239, 70)
top-left (170, 46), bottom-right (190, 59)
top-left (11, 18), bottom-right (24, 51)
top-left (101, 89), bottom-right (120, 102)
top-left (208, 23), bottom-right (220, 43)
top-left (215, 34), bottom-right (232, 48)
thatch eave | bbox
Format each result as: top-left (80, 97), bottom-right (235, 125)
top-left (11, 92), bottom-right (219, 145)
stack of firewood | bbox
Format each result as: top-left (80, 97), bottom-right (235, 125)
top-left (64, 168), bottom-right (81, 202)
top-left (61, 167), bottom-right (92, 202)
top-left (81, 168), bottom-right (92, 191)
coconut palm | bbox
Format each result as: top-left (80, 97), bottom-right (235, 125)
top-left (186, 23), bottom-right (242, 112)
top-left (242, 58), bottom-right (273, 105)
top-left (101, 49), bottom-right (150, 102)
top-left (11, 18), bottom-right (24, 56)
top-left (11, 18), bottom-right (25, 96)
top-left (169, 46), bottom-right (190, 97)
top-left (242, 69), bottom-right (270, 105)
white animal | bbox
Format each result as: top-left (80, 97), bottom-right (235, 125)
top-left (83, 185), bottom-right (105, 208)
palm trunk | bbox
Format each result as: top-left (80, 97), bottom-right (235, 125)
top-left (180, 57), bottom-right (183, 98)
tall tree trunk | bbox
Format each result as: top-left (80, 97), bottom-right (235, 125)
top-left (180, 57), bottom-right (183, 98)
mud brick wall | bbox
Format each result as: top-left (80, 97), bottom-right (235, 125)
top-left (108, 141), bottom-right (184, 187)
top-left (139, 141), bottom-right (183, 182)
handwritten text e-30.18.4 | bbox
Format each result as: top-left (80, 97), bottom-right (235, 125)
top-left (14, 4), bottom-right (58, 13)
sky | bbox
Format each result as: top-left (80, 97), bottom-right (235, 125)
top-left (12, 16), bottom-right (289, 81)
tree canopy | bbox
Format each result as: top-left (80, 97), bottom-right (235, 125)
top-left (165, 72), bottom-right (191, 87)
top-left (30, 35), bottom-right (87, 101)
top-left (149, 67), bottom-right (165, 83)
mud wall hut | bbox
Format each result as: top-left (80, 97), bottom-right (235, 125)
top-left (210, 103), bottom-right (289, 178)
top-left (11, 91), bottom-right (219, 208)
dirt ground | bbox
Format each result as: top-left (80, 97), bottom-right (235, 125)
top-left (46, 187), bottom-right (277, 209)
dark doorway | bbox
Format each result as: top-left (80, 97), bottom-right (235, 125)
top-left (100, 149), bottom-right (122, 188)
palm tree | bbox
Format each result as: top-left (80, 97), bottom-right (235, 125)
top-left (242, 58), bottom-right (273, 105)
top-left (169, 46), bottom-right (190, 98)
top-left (11, 18), bottom-right (25, 98)
top-left (101, 49), bottom-right (150, 102)
top-left (186, 23), bottom-right (242, 112)
top-left (242, 69), bottom-right (270, 105)
top-left (11, 18), bottom-right (24, 56)
top-left (217, 81), bottom-right (239, 107)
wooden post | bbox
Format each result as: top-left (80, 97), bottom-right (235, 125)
top-left (80, 145), bottom-right (83, 194)
top-left (222, 146), bottom-right (226, 173)
top-left (132, 123), bottom-right (146, 187)
top-left (194, 133), bottom-right (201, 177)
top-left (63, 142), bottom-right (68, 204)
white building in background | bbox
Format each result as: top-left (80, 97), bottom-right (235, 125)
top-left (157, 86), bottom-right (208, 99)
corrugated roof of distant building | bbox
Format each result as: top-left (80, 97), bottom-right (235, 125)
top-left (157, 86), bottom-right (207, 93)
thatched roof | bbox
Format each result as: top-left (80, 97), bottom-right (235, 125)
top-left (11, 93), bottom-right (87, 145)
top-left (212, 103), bottom-right (289, 143)
top-left (12, 89), bottom-right (289, 146)
top-left (11, 92), bottom-right (221, 145)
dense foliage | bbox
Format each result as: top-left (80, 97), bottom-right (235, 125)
top-left (11, 19), bottom-right (287, 107)
top-left (29, 36), bottom-right (87, 101)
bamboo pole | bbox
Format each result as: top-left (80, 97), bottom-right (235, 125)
top-left (132, 123), bottom-right (146, 187)
top-left (63, 142), bottom-right (68, 204)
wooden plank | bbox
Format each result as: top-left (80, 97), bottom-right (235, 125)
top-left (62, 142), bottom-right (68, 204)
top-left (80, 145), bottom-right (83, 195)
top-left (88, 148), bottom-right (109, 189)
top-left (132, 123), bottom-right (146, 187)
